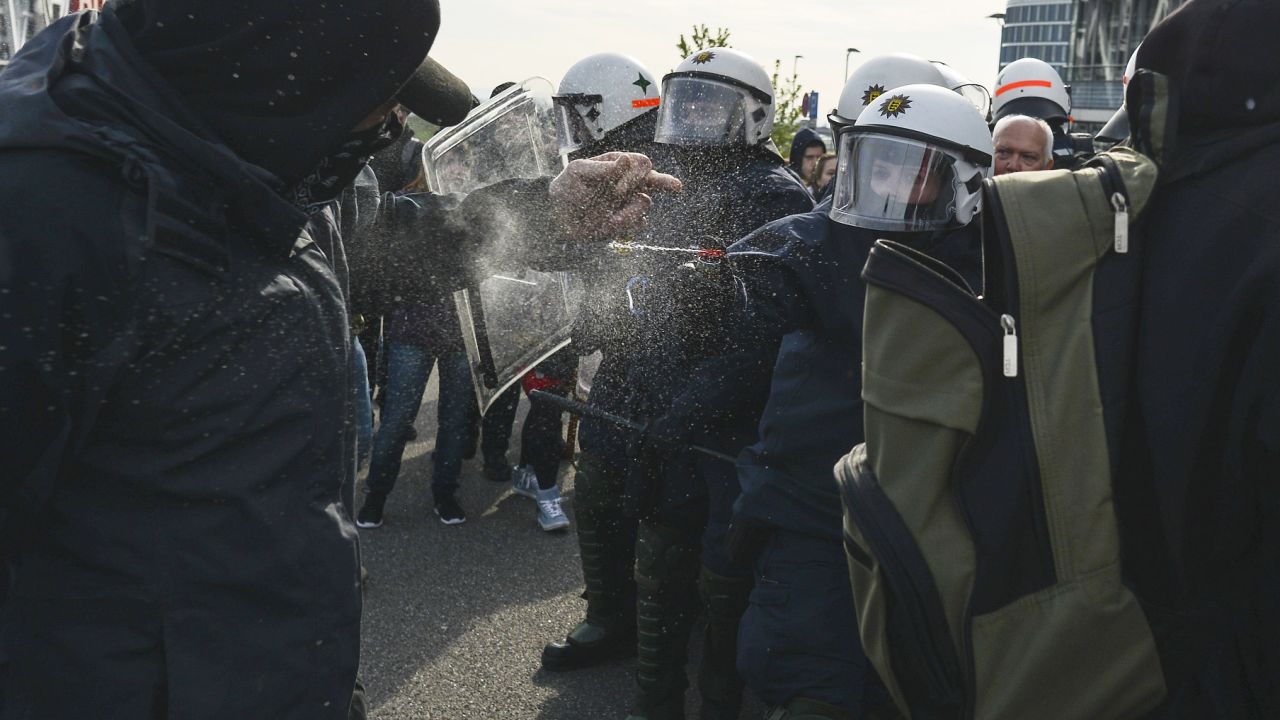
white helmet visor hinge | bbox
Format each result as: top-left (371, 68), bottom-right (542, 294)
top-left (655, 74), bottom-right (771, 146)
top-left (553, 93), bottom-right (605, 154)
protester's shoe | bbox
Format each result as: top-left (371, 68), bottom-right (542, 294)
top-left (355, 492), bottom-right (387, 529)
top-left (512, 464), bottom-right (539, 498)
top-left (483, 459), bottom-right (511, 483)
top-left (536, 486), bottom-right (570, 532)
top-left (434, 495), bottom-right (467, 525)
top-left (541, 619), bottom-right (636, 672)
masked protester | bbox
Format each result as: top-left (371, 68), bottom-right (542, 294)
top-left (618, 47), bottom-right (814, 720)
top-left (724, 63), bottom-right (991, 719)
top-left (0, 3), bottom-right (677, 716)
top-left (1112, 0), bottom-right (1280, 715)
top-left (539, 52), bottom-right (676, 674)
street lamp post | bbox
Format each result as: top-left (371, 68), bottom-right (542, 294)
top-left (844, 47), bottom-right (861, 82)
top-left (986, 13), bottom-right (1007, 71)
top-left (792, 54), bottom-right (804, 79)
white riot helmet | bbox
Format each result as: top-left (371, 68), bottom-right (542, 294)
top-left (828, 53), bottom-right (948, 134)
top-left (654, 47), bottom-right (774, 146)
top-left (993, 58), bottom-right (1072, 127)
top-left (831, 84), bottom-right (993, 233)
top-left (1096, 46), bottom-right (1141, 145)
top-left (932, 61), bottom-right (993, 122)
top-left (554, 53), bottom-right (662, 155)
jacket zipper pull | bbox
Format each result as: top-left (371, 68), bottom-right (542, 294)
top-left (1001, 314), bottom-right (1019, 378)
top-left (1111, 192), bottom-right (1129, 254)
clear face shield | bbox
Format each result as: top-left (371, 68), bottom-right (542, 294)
top-left (552, 93), bottom-right (604, 155)
top-left (423, 77), bottom-right (560, 194)
top-left (654, 77), bottom-right (748, 146)
top-left (954, 83), bottom-right (994, 122)
top-left (830, 133), bottom-right (960, 233)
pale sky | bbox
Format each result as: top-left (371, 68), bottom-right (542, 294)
top-left (428, 0), bottom-right (1008, 128)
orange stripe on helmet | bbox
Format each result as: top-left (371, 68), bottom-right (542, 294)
top-left (631, 97), bottom-right (662, 109)
top-left (995, 79), bottom-right (1053, 97)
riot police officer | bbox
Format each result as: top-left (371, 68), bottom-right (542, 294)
top-left (541, 51), bottom-right (675, 672)
top-left (993, 57), bottom-right (1094, 169)
top-left (621, 47), bottom-right (814, 720)
top-left (726, 59), bottom-right (991, 720)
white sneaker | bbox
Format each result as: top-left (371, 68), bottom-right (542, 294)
top-left (511, 464), bottom-right (539, 499)
top-left (535, 486), bottom-right (570, 532)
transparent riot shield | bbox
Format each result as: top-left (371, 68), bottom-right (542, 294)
top-left (422, 78), bottom-right (581, 413)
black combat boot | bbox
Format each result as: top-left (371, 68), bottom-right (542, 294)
top-left (542, 454), bottom-right (638, 671)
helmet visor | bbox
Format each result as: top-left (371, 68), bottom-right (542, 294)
top-left (830, 133), bottom-right (959, 232)
top-left (553, 94), bottom-right (602, 155)
top-left (954, 83), bottom-right (993, 121)
top-left (654, 77), bottom-right (747, 146)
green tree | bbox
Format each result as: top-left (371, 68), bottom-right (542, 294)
top-left (769, 60), bottom-right (805, 154)
top-left (675, 24), bottom-right (732, 58)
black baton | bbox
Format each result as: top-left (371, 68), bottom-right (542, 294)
top-left (528, 390), bottom-right (738, 464)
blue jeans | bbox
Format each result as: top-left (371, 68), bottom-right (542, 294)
top-left (431, 351), bottom-right (476, 495)
top-left (365, 345), bottom-right (475, 500)
top-left (352, 337), bottom-right (373, 470)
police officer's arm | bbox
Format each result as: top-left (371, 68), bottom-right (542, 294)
top-left (733, 179), bottom-right (815, 243)
top-left (648, 254), bottom-right (814, 444)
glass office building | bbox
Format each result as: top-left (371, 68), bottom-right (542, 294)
top-left (998, 0), bottom-right (1075, 72)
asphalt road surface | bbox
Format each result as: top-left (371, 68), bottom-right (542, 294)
top-left (356, 370), bottom-right (767, 719)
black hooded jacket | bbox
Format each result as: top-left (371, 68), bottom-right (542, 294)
top-left (1112, 1), bottom-right (1280, 715)
top-left (0, 5), bottom-right (558, 717)
top-left (787, 126), bottom-right (825, 179)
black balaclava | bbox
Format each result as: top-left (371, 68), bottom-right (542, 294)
top-left (113, 0), bottom-right (440, 187)
top-left (291, 111), bottom-right (404, 209)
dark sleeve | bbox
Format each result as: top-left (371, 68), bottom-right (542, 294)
top-left (731, 180), bottom-right (814, 244)
top-left (344, 176), bottom-right (563, 305)
top-left (0, 152), bottom-right (136, 552)
top-left (657, 255), bottom-right (811, 439)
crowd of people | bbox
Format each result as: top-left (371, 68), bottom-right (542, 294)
top-left (1, 0), bottom-right (1277, 719)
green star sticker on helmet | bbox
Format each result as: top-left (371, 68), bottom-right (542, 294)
top-left (633, 73), bottom-right (652, 95)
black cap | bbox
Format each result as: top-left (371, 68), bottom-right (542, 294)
top-left (397, 56), bottom-right (480, 128)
